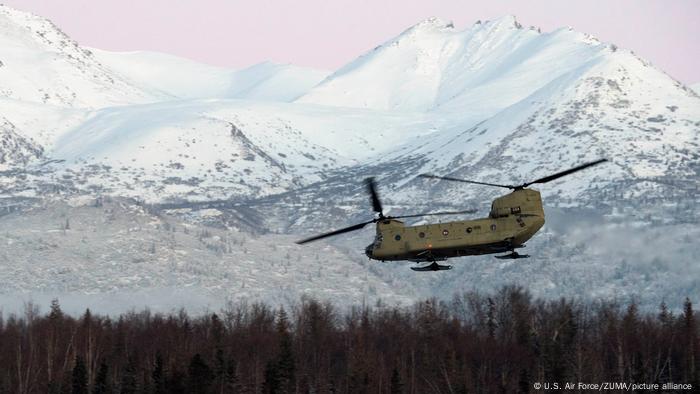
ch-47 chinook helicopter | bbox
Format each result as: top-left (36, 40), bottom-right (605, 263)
top-left (297, 159), bottom-right (607, 271)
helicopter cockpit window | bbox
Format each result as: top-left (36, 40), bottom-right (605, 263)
top-left (373, 234), bottom-right (383, 248)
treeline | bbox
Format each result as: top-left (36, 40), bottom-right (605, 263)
top-left (0, 287), bottom-right (698, 393)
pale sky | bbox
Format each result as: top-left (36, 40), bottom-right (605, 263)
top-left (5, 0), bottom-right (700, 83)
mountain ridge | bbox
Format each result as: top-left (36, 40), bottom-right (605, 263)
top-left (90, 49), bottom-right (331, 101)
top-left (0, 4), bottom-right (163, 107)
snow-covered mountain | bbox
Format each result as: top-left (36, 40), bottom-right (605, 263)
top-left (293, 15), bottom-right (700, 214)
top-left (692, 83), bottom-right (700, 94)
top-left (372, 41), bottom-right (700, 203)
top-left (41, 100), bottom-right (432, 201)
top-left (298, 16), bottom-right (609, 113)
top-left (0, 116), bottom-right (43, 169)
top-left (1, 6), bottom-right (699, 313)
top-left (0, 4), bottom-right (330, 109)
top-left (91, 49), bottom-right (330, 101)
top-left (0, 5), bottom-right (161, 107)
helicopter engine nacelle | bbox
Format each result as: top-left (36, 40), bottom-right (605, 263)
top-left (489, 189), bottom-right (545, 218)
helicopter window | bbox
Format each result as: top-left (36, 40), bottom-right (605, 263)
top-left (394, 234), bottom-right (401, 241)
top-left (490, 224), bottom-right (497, 231)
top-left (511, 206), bottom-right (521, 214)
top-left (442, 229), bottom-right (449, 236)
top-left (418, 232), bottom-right (425, 238)
top-left (466, 227), bottom-right (472, 233)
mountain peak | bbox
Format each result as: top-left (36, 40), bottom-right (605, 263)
top-left (0, 3), bottom-right (72, 47)
top-left (398, 16), bottom-right (455, 38)
top-left (413, 16), bottom-right (455, 29)
top-left (481, 15), bottom-right (523, 30)
top-left (0, 4), bottom-right (163, 107)
top-left (297, 14), bottom-right (612, 111)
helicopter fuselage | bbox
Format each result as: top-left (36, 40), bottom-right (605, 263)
top-left (365, 188), bottom-right (545, 262)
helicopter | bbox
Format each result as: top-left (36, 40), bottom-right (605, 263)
top-left (297, 159), bottom-right (607, 271)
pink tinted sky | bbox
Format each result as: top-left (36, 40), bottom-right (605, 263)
top-left (5, 0), bottom-right (700, 83)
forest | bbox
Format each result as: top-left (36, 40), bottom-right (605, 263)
top-left (0, 286), bottom-right (697, 394)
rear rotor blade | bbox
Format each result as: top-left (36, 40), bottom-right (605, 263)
top-left (419, 174), bottom-right (514, 189)
top-left (522, 159), bottom-right (608, 187)
top-left (391, 209), bottom-right (478, 220)
top-left (296, 220), bottom-right (375, 244)
top-left (366, 177), bottom-right (384, 216)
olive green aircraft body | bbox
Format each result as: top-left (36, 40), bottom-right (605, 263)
top-left (365, 189), bottom-right (545, 264)
top-left (297, 159), bottom-right (606, 271)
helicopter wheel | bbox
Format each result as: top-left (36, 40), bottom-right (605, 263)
top-left (494, 251), bottom-right (530, 259)
top-left (411, 261), bottom-right (452, 271)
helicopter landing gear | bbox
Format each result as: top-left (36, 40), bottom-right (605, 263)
top-left (494, 251), bottom-right (530, 259)
top-left (411, 261), bottom-right (452, 271)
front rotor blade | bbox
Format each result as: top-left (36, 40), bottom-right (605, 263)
top-left (391, 209), bottom-right (478, 220)
top-left (365, 178), bottom-right (384, 216)
top-left (296, 220), bottom-right (375, 244)
top-left (523, 159), bottom-right (608, 187)
top-left (419, 174), bottom-right (514, 189)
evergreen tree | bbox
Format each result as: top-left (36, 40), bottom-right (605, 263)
top-left (211, 313), bottom-right (224, 346)
top-left (262, 308), bottom-right (296, 394)
top-left (47, 381), bottom-right (61, 394)
top-left (187, 354), bottom-right (213, 394)
top-left (543, 302), bottom-right (577, 383)
top-left (92, 361), bottom-right (110, 394)
top-left (225, 355), bottom-right (240, 394)
top-left (517, 368), bottom-right (530, 394)
top-left (119, 357), bottom-right (138, 394)
top-left (166, 370), bottom-right (186, 394)
top-left (486, 298), bottom-right (497, 339)
top-left (152, 352), bottom-right (165, 394)
top-left (390, 368), bottom-right (402, 394)
top-left (50, 298), bottom-right (63, 321)
top-left (48, 299), bottom-right (64, 394)
top-left (213, 348), bottom-right (239, 394)
top-left (72, 356), bottom-right (88, 394)
top-left (658, 301), bottom-right (673, 326)
top-left (622, 303), bottom-right (640, 381)
top-left (276, 308), bottom-right (295, 393)
top-left (262, 360), bottom-right (281, 394)
top-left (682, 298), bottom-right (698, 386)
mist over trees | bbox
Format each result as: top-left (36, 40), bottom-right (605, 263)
top-left (0, 287), bottom-right (697, 393)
